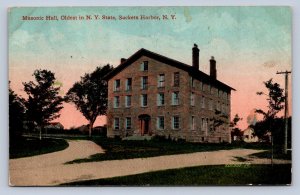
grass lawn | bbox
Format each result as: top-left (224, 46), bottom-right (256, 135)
top-left (61, 164), bottom-right (291, 186)
top-left (66, 137), bottom-right (271, 164)
top-left (9, 137), bottom-right (69, 159)
top-left (249, 150), bottom-right (292, 160)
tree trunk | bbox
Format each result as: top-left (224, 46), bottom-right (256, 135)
top-left (89, 121), bottom-right (94, 137)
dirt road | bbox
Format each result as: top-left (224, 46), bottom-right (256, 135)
top-left (9, 140), bottom-right (291, 186)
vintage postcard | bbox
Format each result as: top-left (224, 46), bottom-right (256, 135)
top-left (8, 6), bottom-right (292, 186)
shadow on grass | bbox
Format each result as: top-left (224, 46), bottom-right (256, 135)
top-left (249, 150), bottom-right (292, 160)
top-left (65, 137), bottom-right (270, 164)
top-left (61, 164), bottom-right (291, 186)
top-left (9, 137), bottom-right (69, 159)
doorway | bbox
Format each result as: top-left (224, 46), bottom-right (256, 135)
top-left (138, 114), bottom-right (151, 136)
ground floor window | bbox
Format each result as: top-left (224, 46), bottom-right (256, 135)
top-left (125, 117), bottom-right (131, 130)
top-left (172, 116), bottom-right (180, 129)
top-left (191, 116), bottom-right (195, 130)
top-left (157, 116), bottom-right (164, 130)
top-left (114, 118), bottom-right (120, 130)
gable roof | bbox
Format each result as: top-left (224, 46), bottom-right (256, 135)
top-left (104, 48), bottom-right (235, 91)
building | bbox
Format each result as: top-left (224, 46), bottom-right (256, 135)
top-left (105, 44), bottom-right (235, 143)
top-left (242, 128), bottom-right (259, 143)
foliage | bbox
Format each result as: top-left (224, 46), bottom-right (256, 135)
top-left (230, 114), bottom-right (243, 141)
top-left (23, 69), bottom-right (64, 138)
top-left (9, 83), bottom-right (25, 140)
top-left (254, 79), bottom-right (285, 138)
top-left (209, 110), bottom-right (229, 132)
top-left (65, 64), bottom-right (113, 137)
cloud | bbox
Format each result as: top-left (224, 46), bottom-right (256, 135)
top-left (10, 29), bottom-right (33, 48)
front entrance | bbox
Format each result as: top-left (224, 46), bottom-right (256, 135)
top-left (138, 114), bottom-right (151, 136)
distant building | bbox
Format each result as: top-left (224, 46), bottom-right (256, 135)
top-left (105, 44), bottom-right (235, 143)
top-left (242, 128), bottom-right (259, 143)
top-left (44, 122), bottom-right (64, 130)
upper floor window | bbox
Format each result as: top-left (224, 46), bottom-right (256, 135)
top-left (157, 93), bottom-right (165, 106)
top-left (125, 95), bottom-right (131, 107)
top-left (158, 74), bottom-right (165, 88)
top-left (125, 78), bottom-right (132, 91)
top-left (172, 116), bottom-right (180, 129)
top-left (201, 96), bottom-right (205, 109)
top-left (209, 99), bottom-right (213, 111)
top-left (125, 117), bottom-right (131, 130)
top-left (210, 86), bottom-right (214, 94)
top-left (114, 96), bottom-right (120, 108)
top-left (218, 90), bottom-right (222, 98)
top-left (173, 72), bottom-right (180, 87)
top-left (141, 61), bottom-right (148, 71)
top-left (217, 101), bottom-right (220, 111)
top-left (190, 92), bottom-right (195, 106)
top-left (114, 118), bottom-right (120, 130)
top-left (141, 76), bottom-right (148, 90)
top-left (114, 79), bottom-right (120, 92)
top-left (200, 82), bottom-right (204, 91)
top-left (223, 92), bottom-right (227, 100)
top-left (157, 116), bottom-right (165, 130)
top-left (190, 77), bottom-right (195, 88)
top-left (172, 92), bottom-right (179, 105)
top-left (141, 94), bottom-right (148, 107)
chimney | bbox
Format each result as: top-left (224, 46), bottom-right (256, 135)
top-left (192, 44), bottom-right (199, 70)
top-left (120, 58), bottom-right (127, 64)
top-left (210, 56), bottom-right (217, 79)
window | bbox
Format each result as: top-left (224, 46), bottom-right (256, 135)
top-left (172, 116), bottom-right (180, 129)
top-left (173, 72), bottom-right (180, 87)
top-left (208, 85), bottom-right (211, 93)
top-left (114, 79), bottom-right (120, 92)
top-left (141, 76), bottom-right (148, 90)
top-left (201, 118), bottom-right (205, 131)
top-left (125, 78), bottom-right (132, 91)
top-left (125, 117), bottom-right (131, 130)
top-left (157, 116), bottom-right (164, 130)
top-left (217, 101), bottom-right (220, 111)
top-left (125, 95), bottom-right (131, 107)
top-left (141, 94), bottom-right (147, 107)
top-left (190, 77), bottom-right (195, 88)
top-left (158, 74), bottom-right (165, 88)
top-left (191, 116), bottom-right (195, 130)
top-left (190, 92), bottom-right (195, 106)
top-left (141, 61), bottom-right (148, 71)
top-left (200, 82), bottom-right (204, 91)
top-left (218, 90), bottom-right (222, 98)
top-left (209, 99), bottom-right (213, 111)
top-left (201, 96), bottom-right (205, 109)
top-left (114, 118), bottom-right (120, 130)
top-left (114, 96), bottom-right (120, 108)
top-left (223, 92), bottom-right (227, 100)
top-left (157, 93), bottom-right (165, 106)
top-left (172, 92), bottom-right (179, 105)
top-left (210, 86), bottom-right (214, 94)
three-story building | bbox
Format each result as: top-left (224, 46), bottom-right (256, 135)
top-left (105, 44), bottom-right (235, 143)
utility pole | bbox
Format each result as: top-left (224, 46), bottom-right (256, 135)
top-left (276, 70), bottom-right (291, 154)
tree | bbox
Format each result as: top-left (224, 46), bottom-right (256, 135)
top-left (230, 114), bottom-right (243, 141)
top-left (209, 110), bottom-right (229, 132)
top-left (65, 64), bottom-right (113, 137)
top-left (23, 69), bottom-right (64, 140)
top-left (254, 79), bottom-right (285, 146)
top-left (9, 83), bottom-right (25, 141)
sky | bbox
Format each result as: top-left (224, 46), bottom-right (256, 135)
top-left (8, 6), bottom-right (292, 129)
